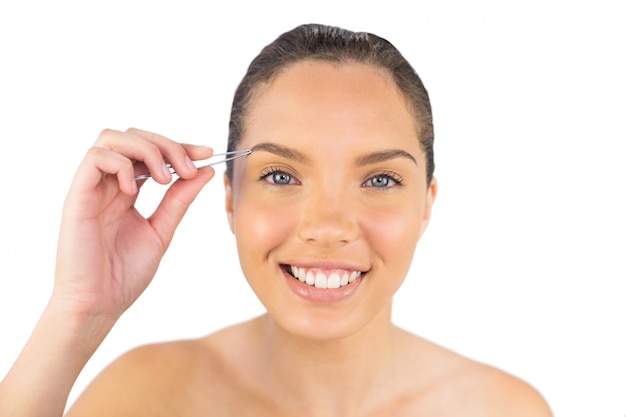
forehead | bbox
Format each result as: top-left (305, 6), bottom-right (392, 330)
top-left (241, 60), bottom-right (419, 152)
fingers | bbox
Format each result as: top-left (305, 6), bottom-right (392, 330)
top-left (96, 128), bottom-right (205, 184)
top-left (72, 128), bottom-right (214, 194)
top-left (68, 146), bottom-right (137, 196)
top-left (148, 166), bottom-right (215, 249)
top-left (104, 129), bottom-right (174, 185)
top-left (180, 142), bottom-right (214, 162)
top-left (123, 128), bottom-right (197, 182)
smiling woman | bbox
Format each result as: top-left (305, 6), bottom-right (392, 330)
top-left (225, 58), bottom-right (433, 346)
top-left (0, 24), bottom-right (552, 417)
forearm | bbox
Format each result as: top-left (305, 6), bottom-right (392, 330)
top-left (0, 130), bottom-right (210, 417)
top-left (0, 297), bottom-right (115, 417)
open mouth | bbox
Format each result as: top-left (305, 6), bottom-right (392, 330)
top-left (281, 264), bottom-right (364, 289)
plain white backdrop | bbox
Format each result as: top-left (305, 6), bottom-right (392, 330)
top-left (1, 1), bottom-right (624, 415)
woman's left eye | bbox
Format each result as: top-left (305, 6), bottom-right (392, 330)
top-left (259, 168), bottom-right (299, 185)
top-left (270, 171), bottom-right (293, 185)
top-left (362, 173), bottom-right (403, 188)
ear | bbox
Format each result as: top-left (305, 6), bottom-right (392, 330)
top-left (418, 176), bottom-right (438, 239)
top-left (224, 173), bottom-right (235, 233)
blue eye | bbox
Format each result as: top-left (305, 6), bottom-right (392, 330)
top-left (260, 168), bottom-right (299, 185)
top-left (369, 175), bottom-right (391, 187)
top-left (362, 173), bottom-right (403, 188)
top-left (271, 171), bottom-right (292, 185)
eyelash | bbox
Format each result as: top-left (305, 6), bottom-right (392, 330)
top-left (362, 171), bottom-right (405, 188)
top-left (259, 167), bottom-right (404, 188)
top-left (259, 166), bottom-right (299, 185)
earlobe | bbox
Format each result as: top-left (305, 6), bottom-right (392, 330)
top-left (418, 177), bottom-right (438, 238)
top-left (426, 177), bottom-right (438, 218)
top-left (224, 173), bottom-right (235, 233)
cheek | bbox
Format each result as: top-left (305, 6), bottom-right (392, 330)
top-left (361, 203), bottom-right (423, 267)
top-left (234, 196), bottom-right (295, 262)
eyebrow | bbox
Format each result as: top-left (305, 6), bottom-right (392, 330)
top-left (249, 142), bottom-right (310, 164)
top-left (355, 149), bottom-right (418, 167)
top-left (249, 142), bottom-right (417, 167)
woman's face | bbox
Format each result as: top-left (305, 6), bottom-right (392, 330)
top-left (225, 60), bottom-right (436, 340)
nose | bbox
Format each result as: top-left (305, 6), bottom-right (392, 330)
top-left (297, 188), bottom-right (359, 248)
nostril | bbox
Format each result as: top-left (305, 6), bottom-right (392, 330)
top-left (297, 213), bottom-right (359, 246)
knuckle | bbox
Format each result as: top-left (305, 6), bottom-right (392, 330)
top-left (96, 128), bottom-right (114, 141)
top-left (123, 158), bottom-right (135, 175)
top-left (95, 128), bottom-right (122, 147)
top-left (145, 142), bottom-right (164, 160)
top-left (125, 127), bottom-right (144, 137)
top-left (85, 145), bottom-right (104, 159)
top-left (169, 144), bottom-right (188, 160)
top-left (99, 128), bottom-right (113, 137)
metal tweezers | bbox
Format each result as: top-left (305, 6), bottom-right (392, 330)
top-left (134, 149), bottom-right (252, 180)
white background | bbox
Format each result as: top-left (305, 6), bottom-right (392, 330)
top-left (1, 1), bottom-right (624, 415)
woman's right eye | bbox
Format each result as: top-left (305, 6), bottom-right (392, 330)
top-left (260, 168), bottom-right (299, 185)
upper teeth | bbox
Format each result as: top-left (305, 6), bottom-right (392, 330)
top-left (290, 266), bottom-right (361, 289)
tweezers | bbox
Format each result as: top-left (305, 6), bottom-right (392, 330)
top-left (134, 149), bottom-right (252, 180)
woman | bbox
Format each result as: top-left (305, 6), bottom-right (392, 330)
top-left (0, 24), bottom-right (552, 416)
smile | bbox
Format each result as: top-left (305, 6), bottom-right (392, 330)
top-left (283, 265), bottom-right (362, 289)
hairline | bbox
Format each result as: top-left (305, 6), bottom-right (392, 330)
top-left (235, 58), bottom-right (427, 165)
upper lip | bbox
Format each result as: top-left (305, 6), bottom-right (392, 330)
top-left (280, 259), bottom-right (369, 273)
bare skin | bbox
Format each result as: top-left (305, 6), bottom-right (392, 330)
top-left (0, 61), bottom-right (552, 417)
top-left (67, 315), bottom-right (551, 417)
top-left (0, 128), bottom-right (214, 417)
top-left (68, 62), bottom-right (551, 417)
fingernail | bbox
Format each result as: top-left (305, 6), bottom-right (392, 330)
top-left (185, 156), bottom-right (196, 171)
top-left (162, 163), bottom-right (172, 179)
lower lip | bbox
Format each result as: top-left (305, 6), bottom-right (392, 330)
top-left (283, 269), bottom-right (364, 303)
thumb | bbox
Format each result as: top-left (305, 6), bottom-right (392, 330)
top-left (148, 168), bottom-right (214, 249)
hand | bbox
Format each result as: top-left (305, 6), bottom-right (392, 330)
top-left (53, 128), bottom-right (214, 322)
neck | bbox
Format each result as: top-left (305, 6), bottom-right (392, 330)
top-left (257, 303), bottom-right (404, 416)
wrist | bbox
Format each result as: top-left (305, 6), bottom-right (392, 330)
top-left (45, 293), bottom-right (118, 350)
top-left (0, 293), bottom-right (118, 417)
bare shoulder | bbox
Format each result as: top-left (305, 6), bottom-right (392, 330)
top-left (476, 364), bottom-right (553, 416)
top-left (66, 336), bottom-right (233, 416)
top-left (398, 331), bottom-right (552, 417)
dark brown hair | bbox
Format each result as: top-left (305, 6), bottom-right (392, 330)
top-left (227, 23), bottom-right (434, 184)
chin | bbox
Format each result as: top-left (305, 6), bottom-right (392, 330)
top-left (266, 295), bottom-right (392, 343)
top-left (272, 310), bottom-right (368, 342)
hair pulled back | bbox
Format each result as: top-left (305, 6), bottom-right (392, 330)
top-left (227, 23), bottom-right (434, 184)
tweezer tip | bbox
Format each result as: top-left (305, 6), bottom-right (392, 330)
top-left (134, 149), bottom-right (252, 181)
